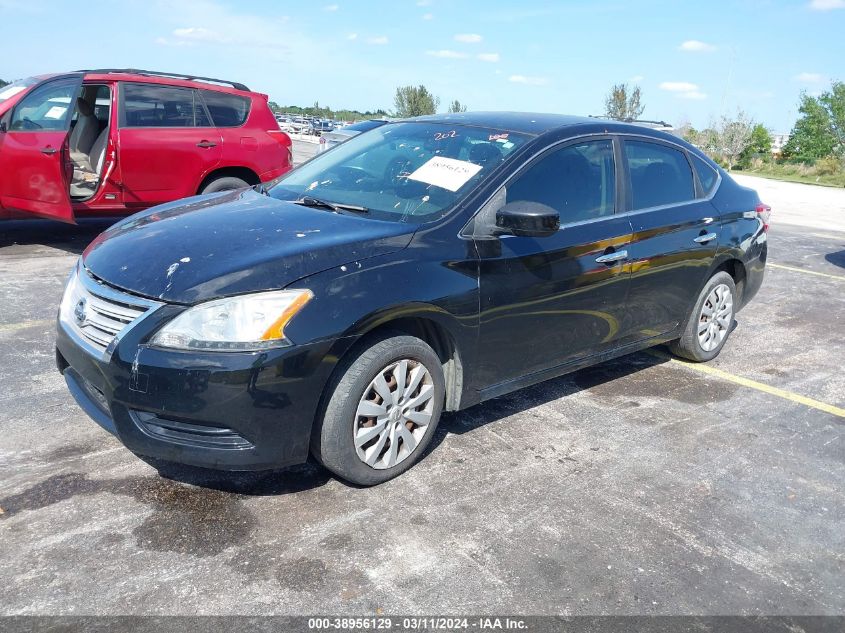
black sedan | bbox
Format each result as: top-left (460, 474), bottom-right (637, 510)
top-left (56, 113), bottom-right (769, 485)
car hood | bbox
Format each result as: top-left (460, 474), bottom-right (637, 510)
top-left (82, 189), bottom-right (416, 304)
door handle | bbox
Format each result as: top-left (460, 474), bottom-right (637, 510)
top-left (595, 250), bottom-right (628, 264)
top-left (694, 232), bottom-right (718, 244)
top-left (40, 147), bottom-right (58, 155)
top-left (196, 141), bottom-right (217, 148)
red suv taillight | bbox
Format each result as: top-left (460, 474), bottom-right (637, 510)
top-left (267, 130), bottom-right (293, 166)
top-left (756, 203), bottom-right (772, 232)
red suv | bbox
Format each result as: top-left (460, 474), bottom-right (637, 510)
top-left (0, 69), bottom-right (292, 223)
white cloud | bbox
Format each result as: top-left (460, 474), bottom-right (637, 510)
top-left (809, 0), bottom-right (845, 9)
top-left (422, 12), bottom-right (433, 20)
top-left (426, 49), bottom-right (468, 59)
top-left (172, 26), bottom-right (230, 43)
top-left (477, 53), bottom-right (500, 62)
top-left (367, 35), bottom-right (389, 45)
top-left (509, 75), bottom-right (549, 86)
top-left (629, 75), bottom-right (645, 83)
top-left (794, 72), bottom-right (825, 83)
top-left (679, 39), bottom-right (716, 52)
top-left (454, 33), bottom-right (483, 43)
top-left (660, 81), bottom-right (705, 100)
top-left (346, 32), bottom-right (357, 40)
top-left (323, 4), bottom-right (339, 11)
top-left (660, 81), bottom-right (700, 92)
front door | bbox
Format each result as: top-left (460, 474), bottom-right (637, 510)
top-left (117, 82), bottom-right (222, 206)
top-left (0, 75), bottom-right (83, 222)
top-left (476, 138), bottom-right (633, 389)
top-left (619, 138), bottom-right (719, 341)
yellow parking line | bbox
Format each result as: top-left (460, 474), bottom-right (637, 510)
top-left (0, 319), bottom-right (53, 333)
top-left (647, 349), bottom-right (845, 418)
top-left (769, 263), bottom-right (845, 281)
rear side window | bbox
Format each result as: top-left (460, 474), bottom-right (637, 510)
top-left (691, 153), bottom-right (718, 196)
top-left (122, 83), bottom-right (210, 128)
top-left (200, 90), bottom-right (250, 127)
top-left (625, 140), bottom-right (695, 210)
top-left (507, 139), bottom-right (616, 224)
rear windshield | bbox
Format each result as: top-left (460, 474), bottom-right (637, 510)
top-left (0, 77), bottom-right (38, 103)
top-left (269, 121), bottom-right (530, 223)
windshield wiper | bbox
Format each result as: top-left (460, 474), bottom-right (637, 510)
top-left (293, 195), bottom-right (369, 213)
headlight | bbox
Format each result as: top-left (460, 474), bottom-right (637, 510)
top-left (151, 289), bottom-right (313, 352)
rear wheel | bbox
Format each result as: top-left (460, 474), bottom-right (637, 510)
top-left (200, 176), bottom-right (250, 194)
top-left (669, 271), bottom-right (736, 362)
top-left (311, 334), bottom-right (445, 486)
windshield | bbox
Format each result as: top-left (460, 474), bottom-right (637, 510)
top-left (268, 121), bottom-right (530, 222)
top-left (0, 77), bottom-right (38, 103)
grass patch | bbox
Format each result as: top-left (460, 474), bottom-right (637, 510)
top-left (735, 158), bottom-right (845, 188)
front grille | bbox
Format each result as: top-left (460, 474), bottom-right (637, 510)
top-left (61, 265), bottom-right (161, 356)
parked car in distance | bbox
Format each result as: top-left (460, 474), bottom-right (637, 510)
top-left (0, 69), bottom-right (293, 223)
top-left (57, 112), bottom-right (770, 485)
top-left (317, 118), bottom-right (391, 153)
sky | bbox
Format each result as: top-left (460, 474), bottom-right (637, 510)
top-left (1, 0), bottom-right (843, 132)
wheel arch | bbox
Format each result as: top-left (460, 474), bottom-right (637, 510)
top-left (326, 309), bottom-right (468, 413)
top-left (710, 256), bottom-right (747, 304)
top-left (196, 166), bottom-right (260, 194)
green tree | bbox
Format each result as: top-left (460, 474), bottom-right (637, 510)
top-left (393, 85), bottom-right (439, 118)
top-left (0, 79), bottom-right (7, 88)
top-left (783, 91), bottom-right (837, 160)
top-left (739, 123), bottom-right (773, 167)
top-left (447, 99), bottom-right (467, 113)
top-left (819, 81), bottom-right (845, 154)
top-left (603, 83), bottom-right (644, 121)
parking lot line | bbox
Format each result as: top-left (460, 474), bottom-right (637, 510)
top-left (648, 349), bottom-right (845, 418)
top-left (769, 263), bottom-right (845, 281)
top-left (0, 319), bottom-right (53, 333)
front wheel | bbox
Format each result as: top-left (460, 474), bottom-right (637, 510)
top-left (669, 271), bottom-right (737, 362)
top-left (311, 334), bottom-right (445, 486)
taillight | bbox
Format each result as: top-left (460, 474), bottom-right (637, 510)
top-left (756, 203), bottom-right (771, 232)
top-left (267, 130), bottom-right (293, 166)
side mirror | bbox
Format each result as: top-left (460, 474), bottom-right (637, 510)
top-left (0, 120), bottom-right (6, 133)
top-left (495, 201), bottom-right (560, 237)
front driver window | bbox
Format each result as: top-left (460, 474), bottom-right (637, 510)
top-left (10, 79), bottom-right (80, 131)
top-left (506, 140), bottom-right (616, 224)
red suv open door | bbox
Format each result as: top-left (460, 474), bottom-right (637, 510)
top-left (0, 74), bottom-right (83, 223)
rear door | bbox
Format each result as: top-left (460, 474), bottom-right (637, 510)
top-left (0, 74), bottom-right (83, 222)
top-left (620, 137), bottom-right (719, 342)
top-left (116, 82), bottom-right (222, 206)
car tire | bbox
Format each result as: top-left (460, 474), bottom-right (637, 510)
top-left (669, 271), bottom-right (737, 362)
top-left (200, 176), bottom-right (250, 194)
top-left (311, 333), bottom-right (445, 486)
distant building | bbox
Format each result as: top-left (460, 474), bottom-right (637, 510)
top-left (771, 133), bottom-right (790, 156)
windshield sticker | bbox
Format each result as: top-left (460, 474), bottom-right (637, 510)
top-left (434, 130), bottom-right (458, 141)
top-left (0, 86), bottom-right (26, 100)
top-left (407, 156), bottom-right (483, 192)
top-left (489, 133), bottom-right (509, 141)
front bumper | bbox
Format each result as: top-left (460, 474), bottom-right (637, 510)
top-left (56, 313), bottom-right (335, 471)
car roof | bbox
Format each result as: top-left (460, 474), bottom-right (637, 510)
top-left (76, 69), bottom-right (255, 96)
top-left (411, 111), bottom-right (681, 142)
